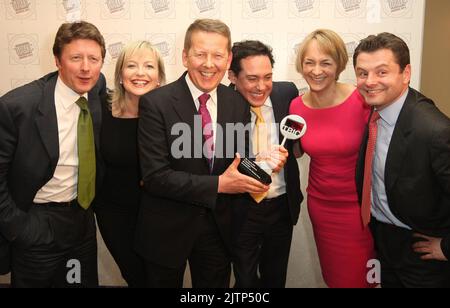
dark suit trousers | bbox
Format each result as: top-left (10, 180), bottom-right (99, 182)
top-left (371, 220), bottom-right (450, 288)
top-left (95, 206), bottom-right (146, 287)
top-left (233, 194), bottom-right (293, 288)
top-left (11, 202), bottom-right (98, 288)
top-left (144, 210), bottom-right (231, 288)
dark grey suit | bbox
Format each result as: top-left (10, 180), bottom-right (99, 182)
top-left (135, 72), bottom-right (250, 287)
top-left (0, 71), bottom-right (105, 285)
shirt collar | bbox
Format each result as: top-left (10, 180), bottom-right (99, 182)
top-left (250, 96), bottom-right (273, 117)
top-left (263, 96), bottom-right (273, 108)
top-left (56, 76), bottom-right (88, 110)
top-left (185, 73), bottom-right (217, 107)
top-left (377, 89), bottom-right (409, 127)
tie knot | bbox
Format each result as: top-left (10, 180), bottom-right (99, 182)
top-left (198, 93), bottom-right (210, 106)
top-left (371, 110), bottom-right (381, 123)
top-left (75, 97), bottom-right (89, 111)
top-left (251, 106), bottom-right (264, 123)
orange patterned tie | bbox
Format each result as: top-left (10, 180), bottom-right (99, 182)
top-left (361, 111), bottom-right (380, 227)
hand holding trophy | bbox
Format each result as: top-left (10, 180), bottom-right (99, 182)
top-left (237, 115), bottom-right (307, 193)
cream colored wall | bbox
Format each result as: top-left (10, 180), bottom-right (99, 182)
top-left (420, 0), bottom-right (450, 117)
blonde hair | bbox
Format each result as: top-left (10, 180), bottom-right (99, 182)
top-left (110, 40), bottom-right (166, 114)
top-left (184, 19), bottom-right (231, 52)
top-left (295, 29), bottom-right (348, 80)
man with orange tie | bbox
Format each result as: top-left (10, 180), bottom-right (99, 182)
top-left (0, 21), bottom-right (106, 287)
top-left (355, 33), bottom-right (450, 288)
top-left (228, 40), bottom-right (303, 288)
top-left (135, 19), bottom-right (269, 288)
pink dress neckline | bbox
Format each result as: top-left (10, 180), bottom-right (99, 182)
top-left (301, 89), bottom-right (361, 111)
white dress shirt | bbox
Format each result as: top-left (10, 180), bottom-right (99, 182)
top-left (251, 97), bottom-right (286, 199)
top-left (185, 74), bottom-right (218, 160)
top-left (371, 89), bottom-right (411, 229)
top-left (34, 76), bottom-right (86, 203)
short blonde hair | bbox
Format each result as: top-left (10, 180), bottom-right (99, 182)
top-left (110, 40), bottom-right (166, 114)
top-left (295, 29), bottom-right (348, 80)
top-left (184, 19), bottom-right (231, 52)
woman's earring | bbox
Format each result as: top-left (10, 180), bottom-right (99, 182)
top-left (119, 79), bottom-right (123, 84)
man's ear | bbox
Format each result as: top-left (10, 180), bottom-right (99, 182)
top-left (182, 49), bottom-right (188, 68)
top-left (403, 64), bottom-right (412, 85)
top-left (54, 56), bottom-right (61, 70)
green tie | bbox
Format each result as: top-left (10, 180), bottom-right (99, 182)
top-left (75, 97), bottom-right (96, 209)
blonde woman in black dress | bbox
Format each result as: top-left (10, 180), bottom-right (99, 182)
top-left (95, 41), bottom-right (165, 287)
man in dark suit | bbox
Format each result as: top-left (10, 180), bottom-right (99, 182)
top-left (354, 32), bottom-right (450, 287)
top-left (0, 21), bottom-right (106, 287)
top-left (227, 40), bottom-right (303, 288)
top-left (135, 19), bottom-right (269, 288)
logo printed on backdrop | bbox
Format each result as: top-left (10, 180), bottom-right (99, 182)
top-left (6, 0), bottom-right (36, 19)
top-left (190, 0), bottom-right (220, 18)
top-left (291, 78), bottom-right (310, 96)
top-left (382, 0), bottom-right (412, 18)
top-left (289, 0), bottom-right (320, 18)
top-left (341, 33), bottom-right (364, 59)
top-left (103, 34), bottom-right (132, 65)
top-left (287, 33), bottom-right (307, 65)
top-left (145, 0), bottom-right (175, 19)
top-left (335, 0), bottom-right (366, 18)
top-left (101, 0), bottom-right (130, 19)
top-left (243, 0), bottom-right (273, 19)
top-left (58, 0), bottom-right (85, 21)
top-left (339, 33), bottom-right (365, 81)
top-left (8, 34), bottom-right (39, 65)
top-left (146, 33), bottom-right (176, 65)
top-left (298, 86), bottom-right (309, 96)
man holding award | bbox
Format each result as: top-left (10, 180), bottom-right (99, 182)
top-left (228, 40), bottom-right (304, 288)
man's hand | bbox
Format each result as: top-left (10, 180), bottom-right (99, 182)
top-left (257, 145), bottom-right (288, 173)
top-left (218, 153), bottom-right (270, 194)
top-left (412, 233), bottom-right (448, 261)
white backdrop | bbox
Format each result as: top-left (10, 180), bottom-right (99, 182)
top-left (0, 0), bottom-right (426, 287)
top-left (1, 0), bottom-right (425, 95)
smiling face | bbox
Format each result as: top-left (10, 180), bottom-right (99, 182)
top-left (301, 39), bottom-right (338, 94)
top-left (355, 48), bottom-right (411, 110)
top-left (182, 30), bottom-right (231, 93)
top-left (55, 39), bottom-right (103, 95)
top-left (229, 55), bottom-right (273, 107)
top-left (121, 48), bottom-right (160, 101)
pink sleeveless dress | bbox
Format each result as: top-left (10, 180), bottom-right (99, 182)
top-left (290, 89), bottom-right (376, 288)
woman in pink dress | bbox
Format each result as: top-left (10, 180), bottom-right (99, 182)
top-left (289, 29), bottom-right (376, 288)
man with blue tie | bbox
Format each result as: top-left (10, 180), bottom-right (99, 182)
top-left (0, 21), bottom-right (106, 287)
top-left (135, 19), bottom-right (269, 288)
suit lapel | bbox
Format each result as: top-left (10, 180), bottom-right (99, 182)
top-left (35, 75), bottom-right (59, 164)
top-left (213, 85), bottom-right (233, 174)
top-left (385, 90), bottom-right (414, 192)
top-left (270, 84), bottom-right (287, 142)
top-left (171, 74), bottom-right (198, 127)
